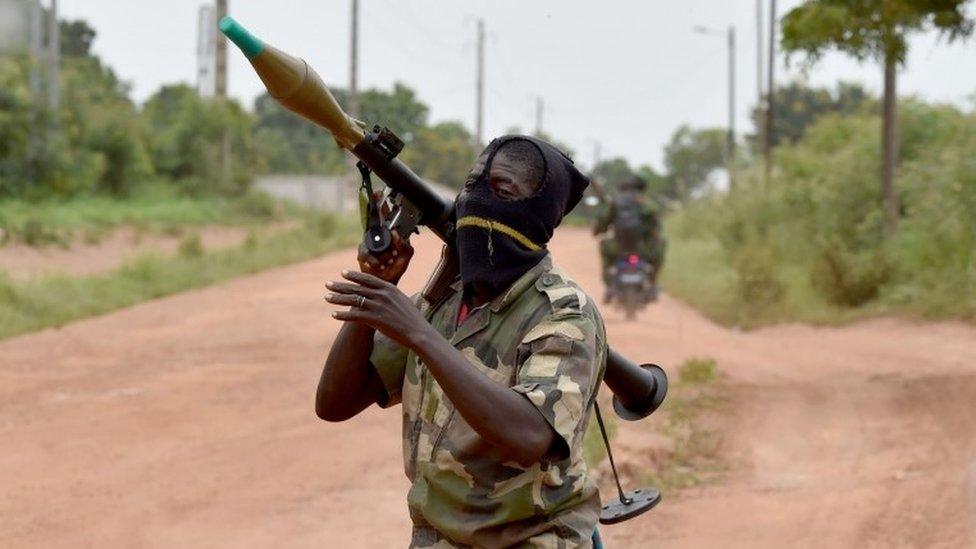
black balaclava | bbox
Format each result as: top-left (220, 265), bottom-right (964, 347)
top-left (454, 135), bottom-right (589, 292)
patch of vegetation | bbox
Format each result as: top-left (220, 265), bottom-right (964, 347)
top-left (643, 357), bottom-right (725, 491)
top-left (177, 233), bottom-right (204, 258)
top-left (662, 100), bottom-right (976, 327)
top-left (0, 187), bottom-right (296, 248)
top-left (0, 215), bottom-right (357, 340)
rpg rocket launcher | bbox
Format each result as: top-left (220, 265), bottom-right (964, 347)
top-left (220, 15), bottom-right (667, 524)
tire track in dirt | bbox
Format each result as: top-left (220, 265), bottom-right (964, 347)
top-left (2, 228), bottom-right (975, 548)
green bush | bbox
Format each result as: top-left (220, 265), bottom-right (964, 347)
top-left (234, 190), bottom-right (280, 220)
top-left (142, 85), bottom-right (258, 197)
top-left (307, 212), bottom-right (338, 239)
top-left (732, 242), bottom-right (785, 309)
top-left (177, 233), bottom-right (204, 258)
top-left (812, 243), bottom-right (891, 306)
top-left (20, 219), bottom-right (71, 248)
top-left (662, 99), bottom-right (976, 326)
top-left (678, 357), bottom-right (718, 385)
top-left (243, 230), bottom-right (258, 251)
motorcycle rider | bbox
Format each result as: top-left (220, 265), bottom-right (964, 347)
top-left (592, 175), bottom-right (665, 303)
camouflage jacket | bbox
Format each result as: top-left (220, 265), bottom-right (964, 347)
top-left (370, 254), bottom-right (607, 548)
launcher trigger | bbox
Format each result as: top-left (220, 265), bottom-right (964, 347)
top-left (383, 189), bottom-right (423, 241)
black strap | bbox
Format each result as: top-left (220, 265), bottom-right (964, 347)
top-left (358, 161), bottom-right (382, 230)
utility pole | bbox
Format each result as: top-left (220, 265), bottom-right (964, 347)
top-left (765, 0), bottom-right (777, 176)
top-left (756, 0), bottom-right (764, 155)
top-left (475, 18), bottom-right (485, 147)
top-left (47, 0), bottom-right (60, 115)
top-left (694, 24), bottom-right (737, 190)
top-left (215, 0), bottom-right (231, 185)
top-left (727, 25), bottom-right (736, 190)
top-left (29, 0), bottom-right (42, 101)
top-left (534, 97), bottom-right (544, 136)
top-left (349, 0), bottom-right (359, 119)
top-left (28, 0), bottom-right (43, 183)
top-left (344, 0), bottom-right (362, 209)
top-left (215, 0), bottom-right (228, 98)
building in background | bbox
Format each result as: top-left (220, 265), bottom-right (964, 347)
top-left (0, 0), bottom-right (32, 54)
top-left (196, 4), bottom-right (217, 98)
top-left (254, 175), bottom-right (349, 213)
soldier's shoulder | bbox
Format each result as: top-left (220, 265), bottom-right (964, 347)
top-left (531, 265), bottom-right (602, 323)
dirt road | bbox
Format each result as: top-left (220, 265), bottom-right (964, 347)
top-left (2, 229), bottom-right (974, 548)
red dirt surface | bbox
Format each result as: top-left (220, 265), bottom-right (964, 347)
top-left (2, 229), bottom-right (974, 548)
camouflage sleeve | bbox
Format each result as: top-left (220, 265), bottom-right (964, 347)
top-left (369, 330), bottom-right (408, 408)
top-left (511, 312), bottom-right (605, 458)
top-left (368, 293), bottom-right (422, 408)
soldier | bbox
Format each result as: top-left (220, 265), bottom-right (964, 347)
top-left (592, 175), bottom-right (665, 302)
top-left (317, 136), bottom-right (608, 548)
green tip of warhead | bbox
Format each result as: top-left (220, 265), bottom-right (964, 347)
top-left (218, 16), bottom-right (264, 59)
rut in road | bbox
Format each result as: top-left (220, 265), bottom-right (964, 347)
top-left (2, 228), bottom-right (974, 548)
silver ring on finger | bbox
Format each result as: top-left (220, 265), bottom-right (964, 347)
top-left (357, 295), bottom-right (367, 309)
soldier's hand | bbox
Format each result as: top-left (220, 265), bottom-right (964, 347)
top-left (357, 231), bottom-right (413, 285)
top-left (326, 270), bottom-right (429, 348)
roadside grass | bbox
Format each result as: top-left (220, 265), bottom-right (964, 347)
top-left (0, 214), bottom-right (358, 341)
top-left (660, 214), bottom-right (889, 329)
top-left (0, 186), bottom-right (296, 247)
top-left (644, 357), bottom-right (726, 491)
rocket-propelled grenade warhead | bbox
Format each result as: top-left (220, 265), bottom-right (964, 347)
top-left (218, 16), bottom-right (365, 151)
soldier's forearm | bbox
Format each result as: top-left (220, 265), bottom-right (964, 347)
top-left (408, 326), bottom-right (555, 466)
top-left (316, 323), bottom-right (384, 421)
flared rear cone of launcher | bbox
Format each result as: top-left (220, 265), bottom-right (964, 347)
top-left (611, 363), bottom-right (668, 421)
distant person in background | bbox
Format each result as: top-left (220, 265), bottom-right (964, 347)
top-left (592, 175), bottom-right (666, 302)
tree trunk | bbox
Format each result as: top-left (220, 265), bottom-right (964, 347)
top-left (882, 54), bottom-right (899, 238)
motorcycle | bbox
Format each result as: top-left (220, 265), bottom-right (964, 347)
top-left (607, 252), bottom-right (658, 320)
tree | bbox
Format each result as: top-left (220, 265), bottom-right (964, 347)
top-left (143, 84), bottom-right (256, 195)
top-left (331, 82), bottom-right (429, 140)
top-left (591, 157), bottom-right (634, 186)
top-left (253, 91), bottom-right (345, 175)
top-left (753, 81), bottom-right (875, 147)
top-left (399, 121), bottom-right (476, 188)
top-left (0, 58), bottom-right (36, 197)
top-left (781, 0), bottom-right (974, 237)
top-left (59, 19), bottom-right (96, 58)
top-left (663, 125), bottom-right (728, 201)
top-left (635, 164), bottom-right (670, 205)
top-left (255, 81), bottom-right (433, 175)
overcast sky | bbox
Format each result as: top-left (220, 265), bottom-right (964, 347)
top-left (58, 0), bottom-right (976, 172)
